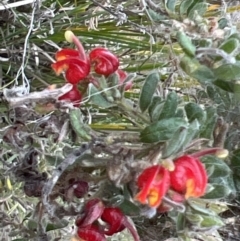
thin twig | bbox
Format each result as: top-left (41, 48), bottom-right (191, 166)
top-left (0, 0), bottom-right (35, 10)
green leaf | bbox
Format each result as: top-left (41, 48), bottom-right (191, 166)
top-left (180, 55), bottom-right (199, 74)
top-left (107, 73), bottom-right (121, 99)
top-left (179, 0), bottom-right (193, 17)
top-left (218, 18), bottom-right (228, 29)
top-left (206, 86), bottom-right (222, 104)
top-left (200, 106), bottom-right (217, 139)
top-left (213, 63), bottom-right (240, 81)
top-left (146, 8), bottom-right (167, 22)
top-left (176, 213), bottom-right (186, 232)
top-left (181, 119), bottom-right (200, 148)
top-left (162, 126), bottom-right (188, 158)
top-left (69, 109), bottom-right (92, 141)
top-left (191, 65), bottom-right (216, 85)
top-left (175, 108), bottom-right (185, 118)
top-left (186, 212), bottom-right (203, 225)
top-left (202, 155), bottom-right (231, 179)
top-left (89, 84), bottom-right (116, 108)
top-left (177, 31), bottom-right (196, 57)
top-left (140, 117), bottom-right (188, 143)
top-left (185, 102), bottom-right (206, 123)
top-left (188, 2), bottom-right (208, 19)
top-left (139, 72), bottom-right (160, 112)
top-left (165, 0), bottom-right (177, 12)
top-left (158, 92), bottom-right (178, 120)
top-left (46, 219), bottom-right (69, 231)
top-left (231, 149), bottom-right (240, 172)
top-left (213, 79), bottom-right (235, 92)
top-left (200, 215), bottom-right (224, 228)
top-left (119, 199), bottom-right (141, 216)
top-left (188, 201), bottom-right (215, 216)
top-left (214, 38), bottom-right (239, 62)
top-left (219, 38), bottom-right (239, 55)
top-left (188, 198), bottom-right (228, 214)
top-left (148, 96), bottom-right (164, 122)
top-left (204, 184), bottom-right (232, 199)
top-left (27, 219), bottom-right (37, 230)
top-left (45, 155), bottom-right (63, 166)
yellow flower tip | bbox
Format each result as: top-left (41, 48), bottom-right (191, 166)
top-left (215, 149), bottom-right (229, 159)
top-left (185, 179), bottom-right (195, 199)
top-left (52, 63), bottom-right (69, 75)
top-left (162, 159), bottom-right (175, 172)
top-left (65, 30), bottom-right (75, 43)
top-left (148, 189), bottom-right (161, 207)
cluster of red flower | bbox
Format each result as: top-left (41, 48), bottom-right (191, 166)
top-left (74, 199), bottom-right (140, 241)
top-left (51, 30), bottom-right (129, 107)
top-left (135, 154), bottom-right (208, 211)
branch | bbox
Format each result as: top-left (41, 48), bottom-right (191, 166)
top-left (42, 143), bottom-right (93, 216)
top-left (4, 84), bottom-right (73, 107)
top-left (0, 0), bottom-right (35, 10)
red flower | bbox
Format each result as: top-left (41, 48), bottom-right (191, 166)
top-left (89, 47), bottom-right (119, 76)
top-left (135, 165), bottom-right (170, 208)
top-left (116, 69), bottom-right (133, 90)
top-left (101, 207), bottom-right (140, 241)
top-left (170, 155), bottom-right (208, 199)
top-left (52, 31), bottom-right (90, 84)
top-left (76, 199), bottom-right (104, 228)
top-left (101, 207), bottom-right (127, 235)
top-left (75, 199), bottom-right (140, 241)
top-left (58, 85), bottom-right (82, 107)
top-left (52, 49), bottom-right (90, 84)
top-left (77, 225), bottom-right (106, 241)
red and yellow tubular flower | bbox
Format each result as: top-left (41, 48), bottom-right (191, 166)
top-left (135, 165), bottom-right (170, 208)
top-left (170, 155), bottom-right (208, 199)
top-left (89, 47), bottom-right (119, 76)
top-left (52, 49), bottom-right (90, 84)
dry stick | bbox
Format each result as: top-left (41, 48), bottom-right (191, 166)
top-left (4, 84), bottom-right (73, 107)
top-left (42, 142), bottom-right (93, 217)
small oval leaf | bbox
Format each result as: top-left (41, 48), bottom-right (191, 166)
top-left (162, 126), bottom-right (188, 158)
top-left (148, 96), bottom-right (164, 122)
top-left (165, 0), bottom-right (177, 12)
top-left (179, 0), bottom-right (193, 17)
top-left (89, 84), bottom-right (116, 108)
top-left (139, 72), bottom-right (160, 112)
top-left (69, 109), bottom-right (92, 141)
top-left (177, 31), bottom-right (196, 57)
top-left (188, 2), bottom-right (208, 19)
top-left (191, 65), bottom-right (216, 85)
top-left (140, 117), bottom-right (188, 143)
top-left (185, 102), bottom-right (206, 123)
top-left (213, 63), bottom-right (240, 81)
top-left (158, 91), bottom-right (178, 120)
